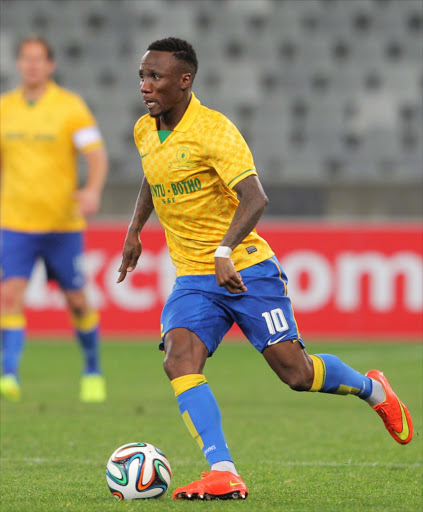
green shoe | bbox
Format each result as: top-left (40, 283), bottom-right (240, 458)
top-left (0, 374), bottom-right (21, 402)
top-left (80, 374), bottom-right (106, 403)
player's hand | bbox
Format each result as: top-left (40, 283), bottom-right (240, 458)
top-left (75, 187), bottom-right (101, 216)
top-left (117, 231), bottom-right (142, 283)
top-left (214, 257), bottom-right (247, 294)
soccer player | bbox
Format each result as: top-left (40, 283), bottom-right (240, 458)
top-left (0, 36), bottom-right (108, 403)
top-left (117, 37), bottom-right (413, 500)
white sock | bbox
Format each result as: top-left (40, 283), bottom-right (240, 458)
top-left (366, 379), bottom-right (386, 407)
top-left (211, 461), bottom-right (239, 475)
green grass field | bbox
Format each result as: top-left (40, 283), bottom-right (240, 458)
top-left (0, 340), bottom-right (421, 512)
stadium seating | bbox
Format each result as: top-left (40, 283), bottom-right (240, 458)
top-left (1, 0), bottom-right (421, 214)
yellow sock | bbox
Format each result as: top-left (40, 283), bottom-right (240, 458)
top-left (171, 374), bottom-right (207, 397)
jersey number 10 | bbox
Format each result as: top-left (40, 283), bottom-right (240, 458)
top-left (262, 308), bottom-right (289, 335)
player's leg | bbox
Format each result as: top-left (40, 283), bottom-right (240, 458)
top-left (164, 327), bottom-right (235, 469)
top-left (264, 341), bottom-right (374, 396)
top-left (0, 229), bottom-right (39, 401)
top-left (263, 343), bottom-right (413, 444)
top-left (43, 232), bottom-right (105, 402)
top-left (0, 278), bottom-right (27, 401)
top-left (62, 288), bottom-right (106, 402)
top-left (164, 328), bottom-right (248, 500)
top-left (161, 278), bottom-right (248, 500)
top-left (62, 288), bottom-right (101, 374)
top-left (238, 257), bottom-right (413, 444)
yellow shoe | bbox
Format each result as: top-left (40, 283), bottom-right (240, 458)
top-left (80, 374), bottom-right (106, 403)
top-left (0, 374), bottom-right (21, 402)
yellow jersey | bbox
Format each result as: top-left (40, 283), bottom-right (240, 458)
top-left (134, 93), bottom-right (274, 276)
top-left (0, 81), bottom-right (103, 232)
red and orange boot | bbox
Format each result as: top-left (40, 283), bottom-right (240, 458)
top-left (173, 470), bottom-right (248, 500)
top-left (366, 370), bottom-right (413, 445)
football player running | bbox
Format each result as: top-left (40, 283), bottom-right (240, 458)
top-left (118, 37), bottom-right (413, 501)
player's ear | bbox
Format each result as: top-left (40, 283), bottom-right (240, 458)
top-left (49, 60), bottom-right (56, 75)
top-left (180, 73), bottom-right (192, 91)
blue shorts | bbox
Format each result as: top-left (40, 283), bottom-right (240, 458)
top-left (160, 256), bottom-right (304, 355)
top-left (0, 229), bottom-right (85, 290)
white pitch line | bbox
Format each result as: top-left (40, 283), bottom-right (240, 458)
top-left (271, 460), bottom-right (422, 469)
top-left (0, 458), bottom-right (421, 469)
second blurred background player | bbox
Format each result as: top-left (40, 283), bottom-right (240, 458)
top-left (0, 36), bottom-right (108, 402)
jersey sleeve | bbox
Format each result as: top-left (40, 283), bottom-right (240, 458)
top-left (207, 115), bottom-right (257, 189)
top-left (68, 96), bottom-right (104, 153)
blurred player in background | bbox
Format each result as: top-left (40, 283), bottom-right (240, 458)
top-left (0, 36), bottom-right (108, 403)
top-left (118, 37), bottom-right (413, 500)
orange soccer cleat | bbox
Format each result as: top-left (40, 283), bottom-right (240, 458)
top-left (366, 370), bottom-right (413, 445)
top-left (173, 470), bottom-right (248, 500)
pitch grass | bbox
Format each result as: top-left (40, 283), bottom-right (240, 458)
top-left (0, 341), bottom-right (421, 512)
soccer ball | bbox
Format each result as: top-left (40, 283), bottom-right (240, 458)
top-left (105, 442), bottom-right (172, 500)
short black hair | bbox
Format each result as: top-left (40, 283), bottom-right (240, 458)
top-left (16, 35), bottom-right (55, 60)
top-left (148, 37), bottom-right (198, 80)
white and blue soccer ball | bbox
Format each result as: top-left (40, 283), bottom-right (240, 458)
top-left (106, 442), bottom-right (172, 500)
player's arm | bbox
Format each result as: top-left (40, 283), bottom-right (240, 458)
top-left (117, 176), bottom-right (154, 283)
top-left (215, 175), bottom-right (269, 294)
top-left (75, 147), bottom-right (108, 216)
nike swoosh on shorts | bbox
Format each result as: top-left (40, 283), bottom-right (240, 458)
top-left (267, 334), bottom-right (288, 346)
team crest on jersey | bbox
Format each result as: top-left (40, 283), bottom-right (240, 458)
top-left (169, 147), bottom-right (199, 169)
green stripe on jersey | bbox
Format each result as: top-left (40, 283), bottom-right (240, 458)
top-left (227, 169), bottom-right (255, 187)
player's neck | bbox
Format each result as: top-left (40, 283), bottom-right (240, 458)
top-left (21, 81), bottom-right (49, 102)
top-left (158, 93), bottom-right (192, 131)
top-left (158, 118), bottom-right (174, 131)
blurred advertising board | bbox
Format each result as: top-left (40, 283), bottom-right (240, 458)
top-left (25, 222), bottom-right (422, 339)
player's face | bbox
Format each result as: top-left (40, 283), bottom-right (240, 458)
top-left (139, 50), bottom-right (191, 121)
top-left (16, 42), bottom-right (55, 88)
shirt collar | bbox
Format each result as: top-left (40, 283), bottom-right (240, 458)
top-left (19, 80), bottom-right (57, 104)
top-left (148, 92), bottom-right (201, 133)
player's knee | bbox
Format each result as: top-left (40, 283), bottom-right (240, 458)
top-left (281, 367), bottom-right (313, 391)
top-left (265, 345), bottom-right (314, 391)
top-left (286, 374), bottom-right (312, 392)
top-left (163, 342), bottom-right (207, 381)
top-left (162, 329), bottom-right (208, 380)
top-left (163, 354), bottom-right (174, 378)
top-left (0, 282), bottom-right (25, 312)
top-left (70, 305), bottom-right (85, 318)
top-left (64, 290), bottom-right (89, 318)
top-left (0, 287), bottom-right (13, 310)
top-left (163, 352), bottom-right (185, 380)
